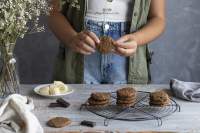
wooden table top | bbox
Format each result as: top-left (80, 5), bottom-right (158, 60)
top-left (19, 84), bottom-right (200, 133)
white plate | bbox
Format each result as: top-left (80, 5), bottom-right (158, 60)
top-left (34, 84), bottom-right (74, 98)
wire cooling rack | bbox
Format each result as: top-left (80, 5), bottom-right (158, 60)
top-left (81, 91), bottom-right (180, 126)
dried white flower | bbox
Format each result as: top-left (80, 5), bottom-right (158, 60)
top-left (0, 0), bottom-right (50, 54)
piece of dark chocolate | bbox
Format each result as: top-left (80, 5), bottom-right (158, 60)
top-left (56, 98), bottom-right (70, 108)
top-left (80, 120), bottom-right (96, 127)
top-left (49, 103), bottom-right (63, 108)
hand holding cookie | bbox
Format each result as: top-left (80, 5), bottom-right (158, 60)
top-left (68, 30), bottom-right (100, 55)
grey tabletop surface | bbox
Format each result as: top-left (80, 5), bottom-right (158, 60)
top-left (15, 84), bottom-right (200, 132)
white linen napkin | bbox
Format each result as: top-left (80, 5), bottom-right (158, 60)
top-left (0, 94), bottom-right (43, 133)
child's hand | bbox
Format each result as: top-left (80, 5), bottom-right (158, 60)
top-left (68, 30), bottom-right (100, 55)
top-left (115, 34), bottom-right (138, 57)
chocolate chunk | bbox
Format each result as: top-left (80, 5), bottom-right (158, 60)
top-left (49, 103), bottom-right (62, 108)
top-left (80, 120), bottom-right (96, 127)
top-left (56, 98), bottom-right (70, 108)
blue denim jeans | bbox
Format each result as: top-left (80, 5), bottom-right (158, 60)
top-left (84, 19), bottom-right (130, 84)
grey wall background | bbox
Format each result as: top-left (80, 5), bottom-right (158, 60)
top-left (15, 0), bottom-right (200, 84)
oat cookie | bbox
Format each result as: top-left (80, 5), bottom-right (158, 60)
top-left (117, 87), bottom-right (136, 98)
top-left (87, 92), bottom-right (111, 107)
top-left (117, 96), bottom-right (136, 101)
top-left (117, 102), bottom-right (135, 108)
top-left (88, 98), bottom-right (109, 105)
top-left (47, 117), bottom-right (71, 128)
top-left (117, 98), bottom-right (136, 104)
top-left (97, 36), bottom-right (115, 54)
top-left (149, 90), bottom-right (170, 107)
top-left (91, 92), bottom-right (111, 101)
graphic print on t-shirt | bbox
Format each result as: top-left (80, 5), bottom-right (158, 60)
top-left (86, 0), bottom-right (133, 22)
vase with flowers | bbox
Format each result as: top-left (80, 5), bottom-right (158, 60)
top-left (0, 0), bottom-right (50, 97)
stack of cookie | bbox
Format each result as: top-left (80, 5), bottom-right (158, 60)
top-left (149, 90), bottom-right (170, 107)
top-left (116, 87), bottom-right (137, 108)
top-left (88, 92), bottom-right (111, 107)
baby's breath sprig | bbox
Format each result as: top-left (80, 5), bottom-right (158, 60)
top-left (0, 0), bottom-right (51, 54)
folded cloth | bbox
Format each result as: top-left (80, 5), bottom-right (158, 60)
top-left (0, 94), bottom-right (43, 133)
top-left (170, 79), bottom-right (200, 102)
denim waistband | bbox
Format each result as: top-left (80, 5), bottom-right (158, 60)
top-left (85, 19), bottom-right (131, 33)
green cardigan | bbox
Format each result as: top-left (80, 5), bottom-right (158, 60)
top-left (54, 0), bottom-right (152, 84)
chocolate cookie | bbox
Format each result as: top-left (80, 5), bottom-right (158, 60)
top-left (149, 91), bottom-right (170, 107)
top-left (97, 36), bottom-right (115, 54)
top-left (117, 87), bottom-right (136, 98)
top-left (47, 117), bottom-right (71, 128)
top-left (91, 92), bottom-right (111, 101)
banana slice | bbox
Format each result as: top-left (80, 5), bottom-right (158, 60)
top-left (54, 81), bottom-right (68, 93)
top-left (39, 86), bottom-right (50, 95)
top-left (49, 84), bottom-right (61, 95)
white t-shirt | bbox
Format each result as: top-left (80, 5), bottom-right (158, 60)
top-left (85, 0), bottom-right (134, 22)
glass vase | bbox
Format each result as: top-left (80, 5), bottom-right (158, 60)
top-left (0, 43), bottom-right (20, 97)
